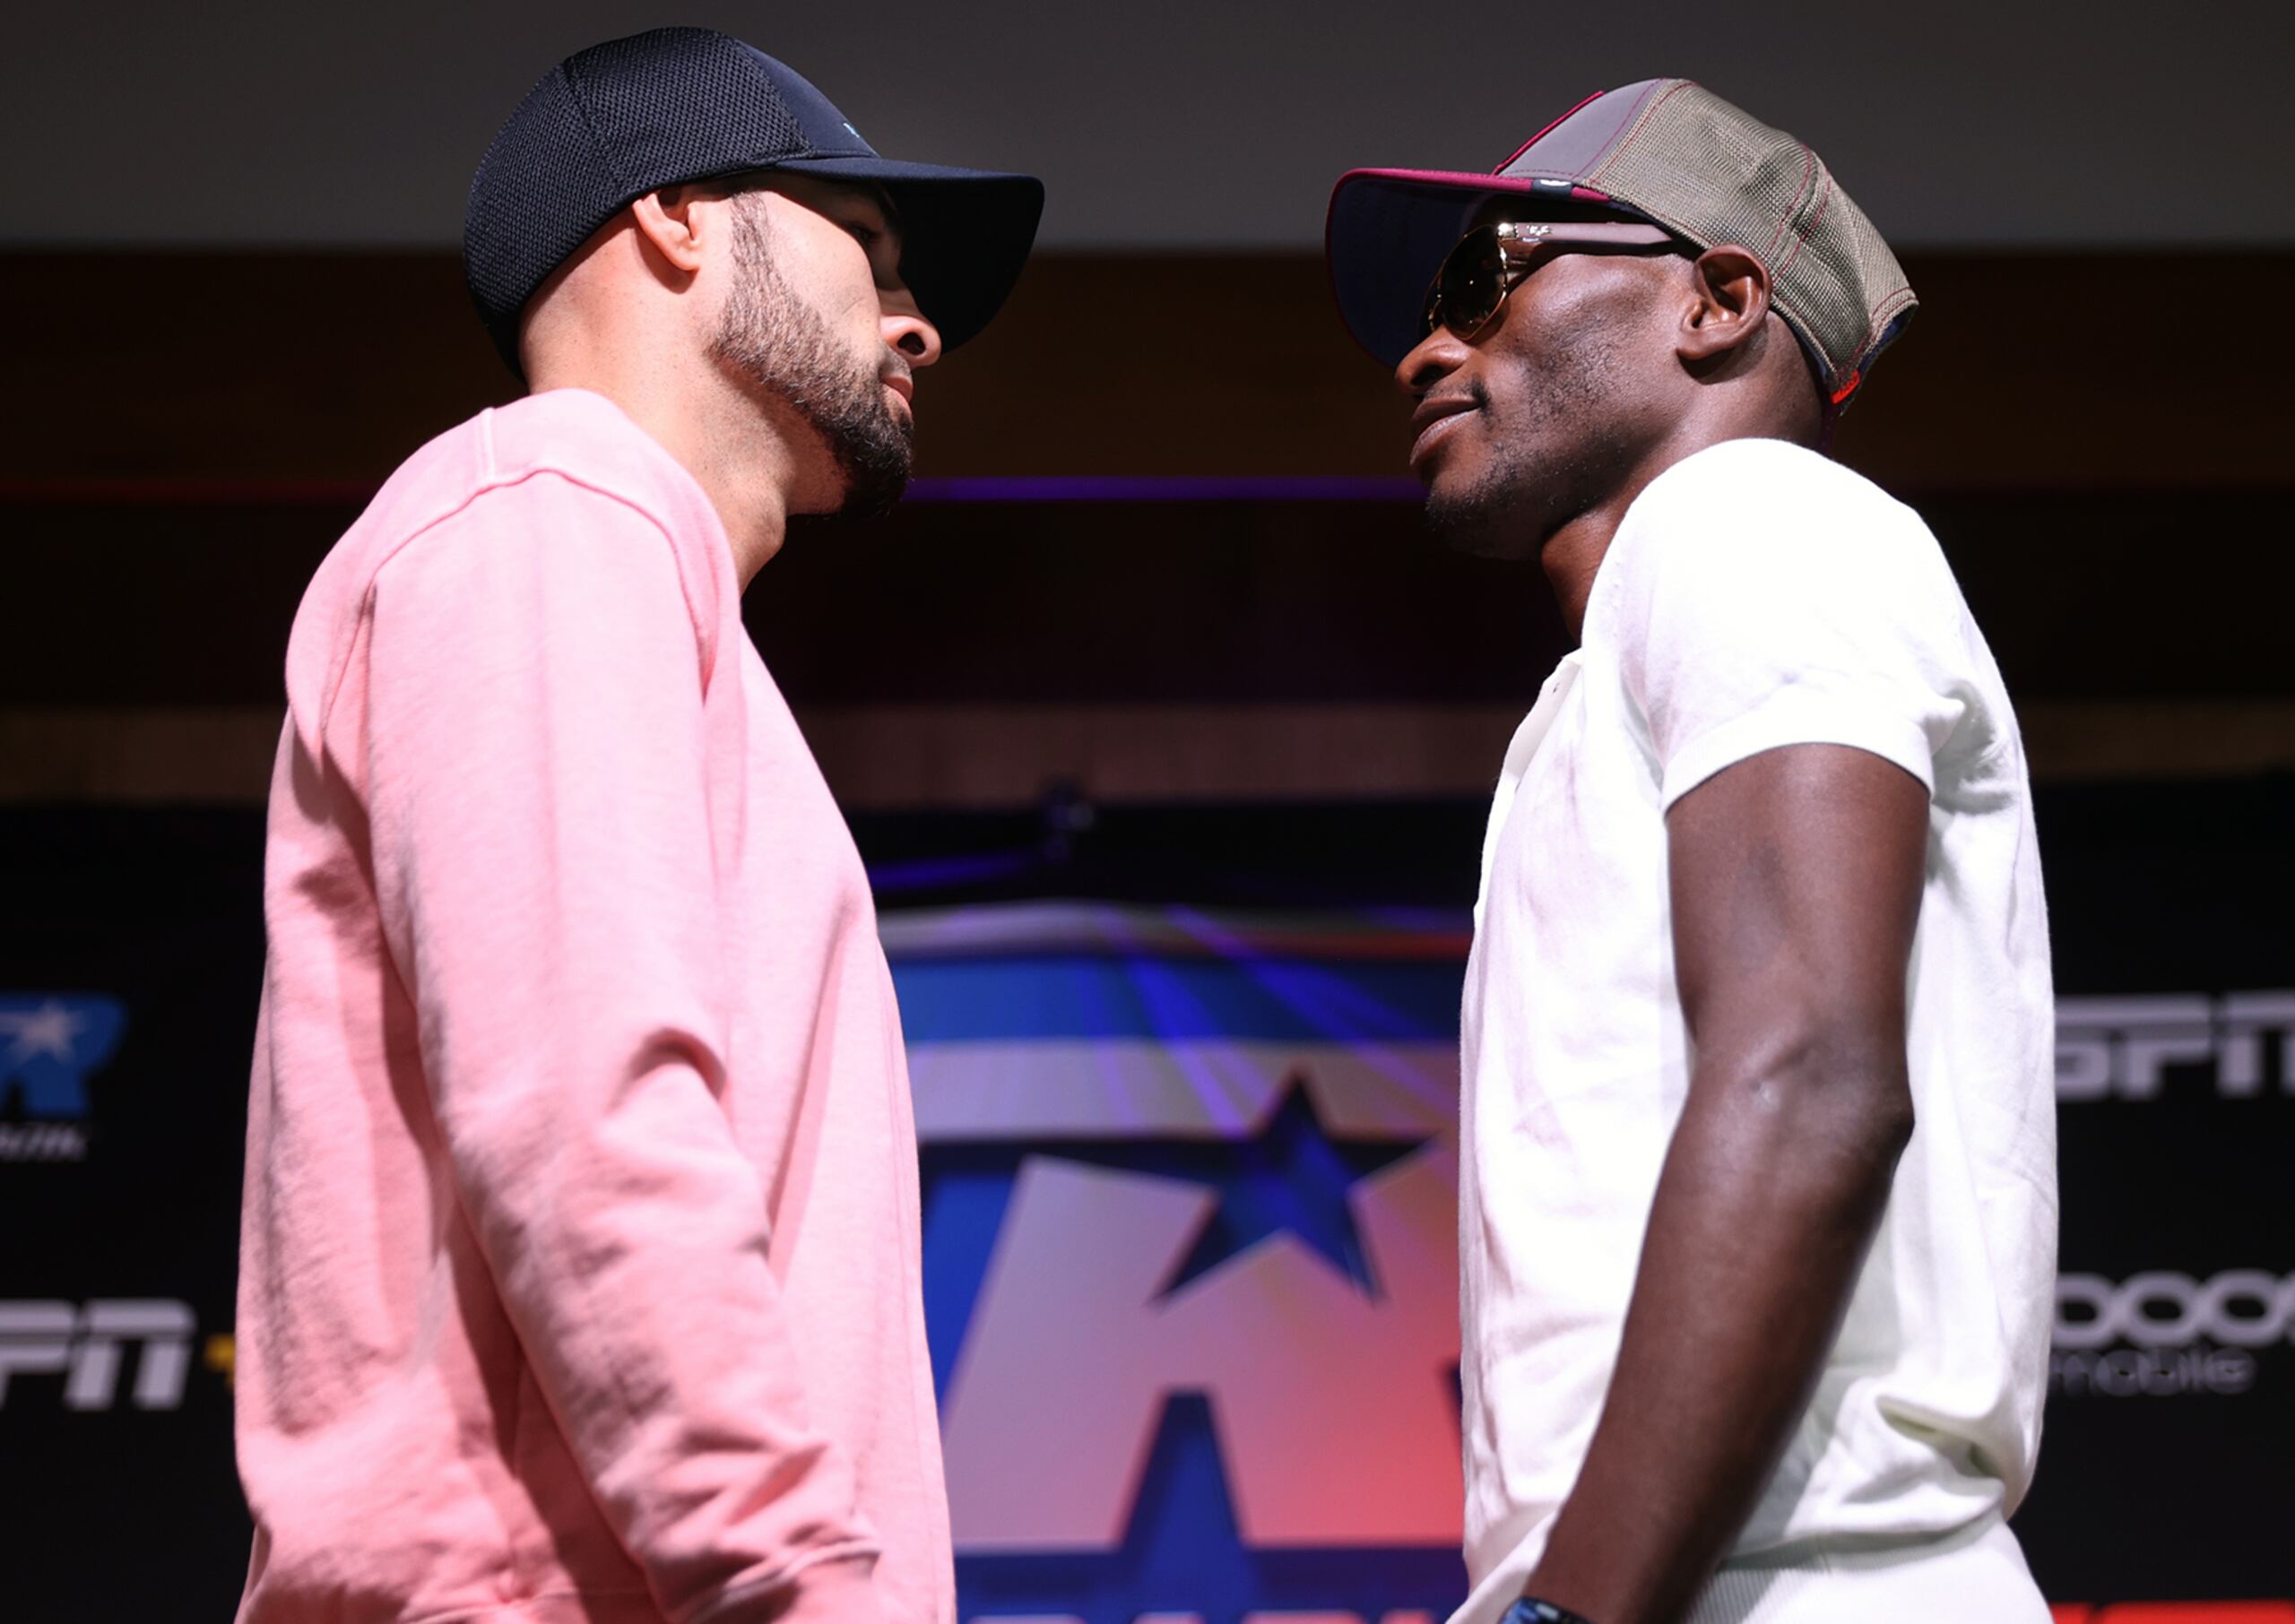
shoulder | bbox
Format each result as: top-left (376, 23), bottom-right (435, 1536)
top-left (481, 390), bottom-right (728, 555)
top-left (290, 396), bottom-right (732, 728)
top-left (376, 393), bottom-right (728, 621)
top-left (1594, 438), bottom-right (1954, 640)
top-left (316, 393), bottom-right (723, 583)
top-left (1628, 437), bottom-right (1921, 554)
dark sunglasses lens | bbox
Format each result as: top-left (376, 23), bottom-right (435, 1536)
top-left (1437, 229), bottom-right (1505, 337)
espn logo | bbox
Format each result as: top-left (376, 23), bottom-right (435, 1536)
top-left (2057, 993), bottom-right (2295, 1100)
top-left (0, 1300), bottom-right (195, 1411)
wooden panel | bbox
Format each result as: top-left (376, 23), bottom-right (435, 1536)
top-left (7, 700), bottom-right (2292, 809)
top-left (3, 251), bottom-right (2289, 489)
top-left (4, 247), bottom-right (2282, 805)
top-left (1, 491), bottom-right (2285, 711)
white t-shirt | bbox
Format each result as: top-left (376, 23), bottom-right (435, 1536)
top-left (1454, 438), bottom-right (2057, 1624)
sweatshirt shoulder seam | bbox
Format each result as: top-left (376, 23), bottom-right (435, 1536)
top-left (317, 466), bottom-right (716, 739)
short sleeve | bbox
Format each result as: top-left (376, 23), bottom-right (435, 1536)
top-left (1601, 439), bottom-right (1983, 809)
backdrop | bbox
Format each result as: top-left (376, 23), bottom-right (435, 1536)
top-left (2, 782), bottom-right (2290, 1620)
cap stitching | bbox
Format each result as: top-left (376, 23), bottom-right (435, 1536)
top-left (1764, 144), bottom-right (1817, 262)
top-left (557, 62), bottom-right (636, 199)
top-left (1856, 284), bottom-right (1918, 362)
top-left (733, 47), bottom-right (817, 162)
top-left (1583, 79), bottom-right (1693, 192)
top-left (1772, 168), bottom-right (1832, 279)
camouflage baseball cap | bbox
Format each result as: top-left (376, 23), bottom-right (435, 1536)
top-left (1326, 79), bottom-right (1916, 408)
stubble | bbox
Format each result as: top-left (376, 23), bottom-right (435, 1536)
top-left (708, 196), bottom-right (914, 520)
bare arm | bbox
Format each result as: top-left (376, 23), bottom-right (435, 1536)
top-left (1523, 742), bottom-right (1929, 1624)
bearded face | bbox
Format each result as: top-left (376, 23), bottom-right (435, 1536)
top-left (708, 194), bottom-right (914, 520)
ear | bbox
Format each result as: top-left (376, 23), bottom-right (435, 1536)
top-left (628, 185), bottom-right (711, 277)
top-left (1677, 245), bottom-right (1774, 369)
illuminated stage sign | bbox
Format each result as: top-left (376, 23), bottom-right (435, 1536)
top-left (888, 903), bottom-right (2295, 1622)
top-left (888, 903), bottom-right (1471, 1624)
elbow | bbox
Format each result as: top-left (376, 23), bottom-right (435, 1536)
top-left (1802, 1034), bottom-right (1917, 1156)
top-left (1838, 1032), bottom-right (1917, 1158)
top-left (1861, 1076), bottom-right (1918, 1180)
top-left (1810, 1056), bottom-right (1915, 1188)
top-left (1721, 1032), bottom-right (1917, 1188)
top-left (1831, 1075), bottom-right (1913, 1234)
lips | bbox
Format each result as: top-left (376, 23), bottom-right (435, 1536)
top-left (1408, 395), bottom-right (1477, 470)
top-left (881, 372), bottom-right (914, 409)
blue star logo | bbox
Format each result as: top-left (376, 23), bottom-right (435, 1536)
top-left (921, 1075), bottom-right (1429, 1387)
top-left (1150, 1077), bottom-right (1426, 1299)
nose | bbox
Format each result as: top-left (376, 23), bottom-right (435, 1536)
top-left (1396, 326), bottom-right (1468, 398)
top-left (881, 290), bottom-right (943, 369)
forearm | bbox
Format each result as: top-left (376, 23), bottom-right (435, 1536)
top-left (1526, 1062), bottom-right (1911, 1624)
top-left (438, 1026), bottom-right (882, 1611)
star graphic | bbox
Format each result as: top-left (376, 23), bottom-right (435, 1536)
top-left (919, 1073), bottom-right (1431, 1395)
top-left (955, 1391), bottom-right (1464, 1624)
top-left (1150, 1077), bottom-right (1426, 1299)
top-left (0, 1001), bottom-right (89, 1064)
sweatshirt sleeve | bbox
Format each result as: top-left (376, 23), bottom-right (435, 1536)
top-left (357, 471), bottom-right (884, 1624)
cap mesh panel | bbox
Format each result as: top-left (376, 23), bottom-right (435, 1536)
top-left (462, 27), bottom-right (808, 374)
top-left (564, 28), bottom-right (806, 186)
top-left (1585, 82), bottom-right (1914, 395)
top-left (463, 69), bottom-right (612, 371)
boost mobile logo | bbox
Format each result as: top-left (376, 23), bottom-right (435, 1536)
top-left (2057, 1270), bottom-right (2295, 1348)
top-left (0, 1300), bottom-right (197, 1411)
top-left (2052, 1271), bottom-right (2294, 1400)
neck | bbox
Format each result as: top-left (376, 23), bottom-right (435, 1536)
top-left (526, 347), bottom-right (797, 590)
top-left (1538, 410), bottom-right (1784, 640)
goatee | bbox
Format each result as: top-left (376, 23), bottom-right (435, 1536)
top-left (710, 199), bottom-right (914, 519)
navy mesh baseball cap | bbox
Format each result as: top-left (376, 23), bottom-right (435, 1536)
top-left (465, 27), bottom-right (1044, 375)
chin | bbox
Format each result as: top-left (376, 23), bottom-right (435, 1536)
top-left (1424, 470), bottom-right (1539, 562)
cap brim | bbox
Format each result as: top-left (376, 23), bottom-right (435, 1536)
top-left (1325, 168), bottom-right (1634, 368)
top-left (779, 154), bottom-right (1044, 350)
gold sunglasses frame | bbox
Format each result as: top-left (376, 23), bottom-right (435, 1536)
top-left (1422, 218), bottom-right (1682, 344)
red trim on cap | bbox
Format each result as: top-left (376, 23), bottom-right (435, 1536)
top-left (1830, 369), bottom-right (1863, 405)
top-left (1495, 90), bottom-right (1607, 173)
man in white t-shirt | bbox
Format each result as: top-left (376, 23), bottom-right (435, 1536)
top-left (1324, 82), bottom-right (2057, 1624)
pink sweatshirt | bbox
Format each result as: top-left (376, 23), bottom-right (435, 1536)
top-left (237, 390), bottom-right (950, 1624)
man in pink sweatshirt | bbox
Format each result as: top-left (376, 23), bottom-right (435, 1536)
top-left (234, 29), bottom-right (1041, 1624)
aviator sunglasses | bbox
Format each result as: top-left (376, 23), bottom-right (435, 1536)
top-left (1422, 219), bottom-right (1682, 344)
